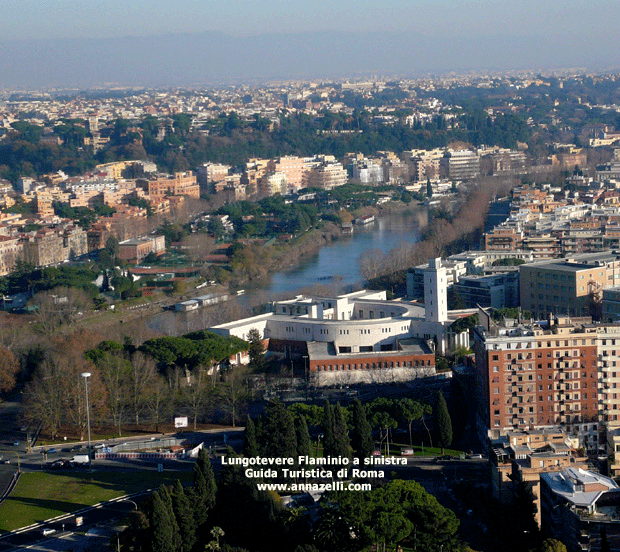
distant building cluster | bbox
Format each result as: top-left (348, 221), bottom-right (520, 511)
top-left (0, 160), bottom-right (204, 274)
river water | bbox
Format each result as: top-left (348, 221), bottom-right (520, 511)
top-left (147, 207), bottom-right (427, 335)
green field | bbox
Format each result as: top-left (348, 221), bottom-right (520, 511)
top-left (387, 443), bottom-right (463, 457)
top-left (0, 469), bottom-right (190, 532)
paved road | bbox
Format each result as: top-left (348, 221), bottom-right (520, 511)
top-left (0, 428), bottom-right (244, 551)
top-left (0, 496), bottom-right (142, 551)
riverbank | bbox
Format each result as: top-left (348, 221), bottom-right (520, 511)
top-left (363, 176), bottom-right (519, 293)
top-left (223, 201), bottom-right (428, 288)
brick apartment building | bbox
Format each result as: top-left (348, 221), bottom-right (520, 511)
top-left (141, 172), bottom-right (199, 202)
top-left (118, 235), bottom-right (166, 263)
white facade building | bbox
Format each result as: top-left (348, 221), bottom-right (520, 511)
top-left (210, 280), bottom-right (471, 385)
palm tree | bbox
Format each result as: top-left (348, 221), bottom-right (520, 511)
top-left (313, 507), bottom-right (350, 551)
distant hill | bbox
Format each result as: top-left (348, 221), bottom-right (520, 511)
top-left (0, 30), bottom-right (618, 89)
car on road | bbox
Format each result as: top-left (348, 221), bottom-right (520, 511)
top-left (466, 453), bottom-right (484, 459)
top-left (434, 455), bottom-right (454, 462)
top-left (49, 459), bottom-right (73, 469)
top-left (41, 528), bottom-right (56, 537)
top-left (47, 448), bottom-right (57, 454)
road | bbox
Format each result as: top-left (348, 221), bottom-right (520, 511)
top-left (0, 429), bottom-right (244, 551)
top-left (0, 498), bottom-right (140, 551)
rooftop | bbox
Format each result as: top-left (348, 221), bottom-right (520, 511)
top-left (542, 468), bottom-right (618, 509)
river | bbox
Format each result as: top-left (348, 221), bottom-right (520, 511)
top-left (147, 207), bottom-right (428, 335)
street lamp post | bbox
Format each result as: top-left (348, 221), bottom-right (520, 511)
top-left (122, 498), bottom-right (138, 511)
top-left (81, 372), bottom-right (92, 471)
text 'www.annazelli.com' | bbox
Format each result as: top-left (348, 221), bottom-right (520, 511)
top-left (256, 481), bottom-right (372, 492)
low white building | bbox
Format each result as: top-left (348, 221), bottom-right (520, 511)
top-left (210, 263), bottom-right (470, 385)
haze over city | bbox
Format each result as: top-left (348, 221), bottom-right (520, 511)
top-left (1, 0), bottom-right (620, 87)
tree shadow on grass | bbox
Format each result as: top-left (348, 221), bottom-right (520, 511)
top-left (2, 496), bottom-right (92, 523)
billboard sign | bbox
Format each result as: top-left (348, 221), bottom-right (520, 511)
top-left (174, 416), bottom-right (188, 428)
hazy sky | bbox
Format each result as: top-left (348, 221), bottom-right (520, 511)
top-left (1, 0), bottom-right (617, 40)
top-left (1, 0), bottom-right (619, 88)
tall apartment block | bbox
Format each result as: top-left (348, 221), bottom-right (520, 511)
top-left (440, 150), bottom-right (480, 181)
top-left (474, 315), bottom-right (601, 452)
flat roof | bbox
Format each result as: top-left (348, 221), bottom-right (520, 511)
top-left (306, 338), bottom-right (432, 361)
top-left (542, 468), bottom-right (618, 508)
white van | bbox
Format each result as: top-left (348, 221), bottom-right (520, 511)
top-left (41, 528), bottom-right (56, 536)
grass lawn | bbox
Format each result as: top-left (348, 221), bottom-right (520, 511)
top-left (390, 443), bottom-right (463, 457)
top-left (0, 469), bottom-right (191, 533)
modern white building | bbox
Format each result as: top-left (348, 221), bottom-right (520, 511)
top-left (210, 266), bottom-right (471, 385)
top-left (352, 161), bottom-right (384, 185)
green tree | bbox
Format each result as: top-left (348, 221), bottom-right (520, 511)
top-left (288, 403), bottom-right (324, 428)
top-left (247, 328), bottom-right (265, 371)
top-left (261, 399), bottom-right (297, 458)
top-left (435, 391), bottom-right (452, 454)
top-left (371, 411), bottom-right (397, 456)
top-left (333, 403), bottom-right (351, 459)
top-left (243, 416), bottom-right (259, 457)
top-left (296, 415), bottom-right (311, 458)
top-left (324, 479), bottom-right (461, 551)
top-left (150, 491), bottom-right (180, 552)
top-left (540, 539), bottom-right (567, 552)
top-left (197, 448), bottom-right (217, 510)
top-left (397, 398), bottom-right (424, 448)
top-left (171, 480), bottom-right (196, 552)
top-left (192, 468), bottom-right (210, 527)
top-left (215, 449), bottom-right (284, 550)
top-left (350, 398), bottom-right (373, 462)
top-left (192, 448), bottom-right (217, 531)
top-left (322, 400), bottom-right (336, 457)
top-left (313, 506), bottom-right (352, 552)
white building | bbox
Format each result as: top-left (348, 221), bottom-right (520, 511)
top-left (424, 258), bottom-right (448, 323)
top-left (210, 278), bottom-right (471, 385)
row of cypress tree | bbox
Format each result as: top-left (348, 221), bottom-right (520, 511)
top-left (243, 394), bottom-right (452, 461)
